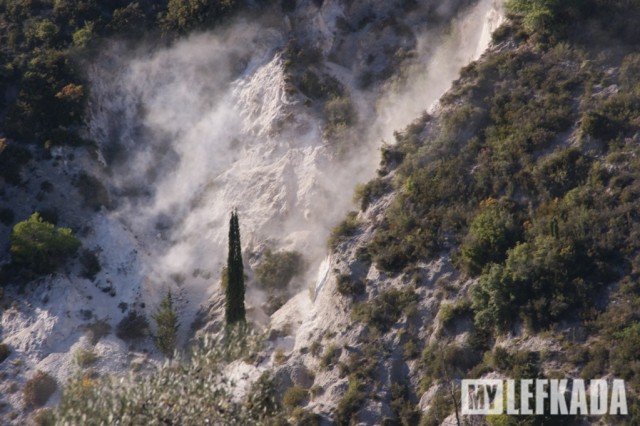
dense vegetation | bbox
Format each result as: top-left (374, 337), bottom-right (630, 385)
top-left (355, 0), bottom-right (640, 422)
top-left (368, 0), bottom-right (640, 327)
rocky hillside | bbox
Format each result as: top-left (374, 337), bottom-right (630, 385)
top-left (268, 1), bottom-right (640, 424)
top-left (1, 0), bottom-right (640, 425)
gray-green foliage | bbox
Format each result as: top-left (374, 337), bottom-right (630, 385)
top-left (56, 328), bottom-right (283, 425)
top-left (152, 290), bottom-right (179, 357)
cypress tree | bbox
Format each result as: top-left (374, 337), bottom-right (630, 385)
top-left (225, 209), bottom-right (246, 324)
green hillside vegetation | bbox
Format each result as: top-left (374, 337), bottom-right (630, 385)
top-left (0, 0), bottom-right (243, 184)
top-left (362, 0), bottom-right (640, 421)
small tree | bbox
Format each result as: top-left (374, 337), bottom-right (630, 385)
top-left (225, 210), bottom-right (246, 325)
top-left (10, 212), bottom-right (80, 274)
top-left (153, 290), bottom-right (179, 357)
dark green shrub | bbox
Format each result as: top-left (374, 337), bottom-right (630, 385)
top-left (353, 178), bottom-right (389, 211)
top-left (244, 372), bottom-right (282, 422)
top-left (352, 288), bottom-right (416, 332)
top-left (533, 148), bottom-right (591, 198)
top-left (335, 274), bottom-right (364, 298)
top-left (580, 111), bottom-right (620, 141)
top-left (472, 233), bottom-right (600, 333)
top-left (80, 249), bottom-right (101, 280)
top-left (5, 49), bottom-right (84, 142)
top-left (438, 300), bottom-right (473, 330)
top-left (505, 0), bottom-right (584, 41)
top-left (76, 172), bottom-right (109, 211)
top-left (298, 71), bottom-right (343, 101)
top-left (255, 250), bottom-right (304, 290)
top-left (320, 343), bottom-right (341, 369)
top-left (116, 311), bottom-right (149, 341)
top-left (420, 343), bottom-right (480, 388)
top-left (620, 53), bottom-right (640, 93)
top-left (324, 96), bottom-right (354, 125)
top-left (340, 344), bottom-right (378, 382)
top-left (0, 207), bottom-right (14, 226)
top-left (0, 342), bottom-right (10, 363)
top-left (291, 408), bottom-right (322, 426)
top-left (328, 212), bottom-right (360, 249)
top-left (580, 343), bottom-right (608, 380)
top-left (283, 386), bottom-right (309, 410)
top-left (86, 320), bottom-right (111, 345)
top-left (335, 377), bottom-right (366, 426)
top-left (10, 212), bottom-right (80, 274)
top-left (108, 4), bottom-right (148, 35)
top-left (74, 348), bottom-right (98, 367)
top-left (390, 383), bottom-right (420, 426)
top-left (489, 346), bottom-right (513, 372)
top-left (23, 371), bottom-right (57, 409)
top-left (610, 322), bottom-right (640, 384)
top-left (31, 408), bottom-right (55, 426)
top-left (460, 199), bottom-right (520, 276)
top-left (420, 389), bottom-right (452, 426)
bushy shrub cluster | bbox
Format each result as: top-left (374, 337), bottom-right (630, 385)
top-left (23, 371), bottom-right (57, 409)
top-left (282, 386), bottom-right (309, 410)
top-left (116, 311), bottom-right (149, 341)
top-left (298, 70), bottom-right (343, 101)
top-left (320, 343), bottom-right (341, 369)
top-left (352, 287), bottom-right (416, 332)
top-left (255, 249), bottom-right (304, 290)
top-left (73, 348), bottom-right (98, 368)
top-left (335, 377), bottom-right (367, 426)
top-left (459, 198), bottom-right (521, 276)
top-left (353, 178), bottom-right (390, 212)
top-left (10, 213), bottom-right (80, 274)
top-left (328, 212), bottom-right (360, 250)
top-left (335, 273), bottom-right (365, 298)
